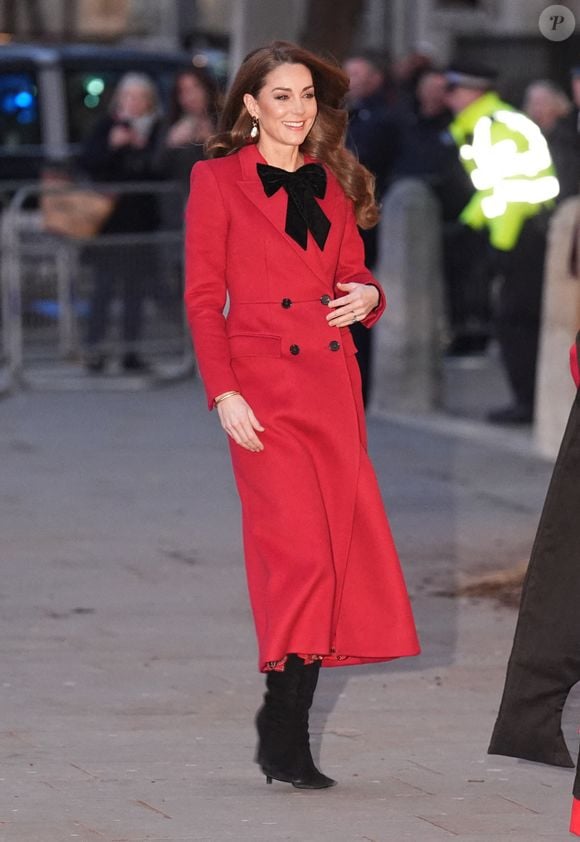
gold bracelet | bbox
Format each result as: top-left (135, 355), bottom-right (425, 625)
top-left (214, 390), bottom-right (240, 406)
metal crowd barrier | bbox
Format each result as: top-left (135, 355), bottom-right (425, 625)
top-left (0, 180), bottom-right (193, 393)
top-left (0, 181), bottom-right (32, 394)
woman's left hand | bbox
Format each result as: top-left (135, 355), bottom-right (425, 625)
top-left (326, 282), bottom-right (380, 328)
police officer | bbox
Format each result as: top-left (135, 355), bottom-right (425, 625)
top-left (446, 63), bottom-right (559, 424)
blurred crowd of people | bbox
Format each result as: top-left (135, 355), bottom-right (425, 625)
top-left (341, 48), bottom-right (580, 423)
top-left (77, 47), bottom-right (580, 426)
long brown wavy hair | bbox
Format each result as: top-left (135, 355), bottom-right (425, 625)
top-left (205, 41), bottom-right (379, 229)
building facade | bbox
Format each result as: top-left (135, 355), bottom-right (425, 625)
top-left (1, 0), bottom-right (578, 90)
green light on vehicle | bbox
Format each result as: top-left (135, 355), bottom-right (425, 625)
top-left (84, 94), bottom-right (100, 108)
top-left (85, 78), bottom-right (105, 96)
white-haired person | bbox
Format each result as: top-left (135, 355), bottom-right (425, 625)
top-left (81, 73), bottom-right (164, 374)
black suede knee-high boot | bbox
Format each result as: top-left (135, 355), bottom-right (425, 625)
top-left (255, 656), bottom-right (302, 784)
top-left (292, 658), bottom-right (336, 788)
top-left (255, 654), bottom-right (336, 788)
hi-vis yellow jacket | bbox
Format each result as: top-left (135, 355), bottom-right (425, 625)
top-left (449, 91), bottom-right (559, 251)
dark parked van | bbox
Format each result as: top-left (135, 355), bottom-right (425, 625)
top-left (0, 44), bottom-right (194, 182)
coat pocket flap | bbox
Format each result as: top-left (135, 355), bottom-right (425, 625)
top-left (228, 334), bottom-right (282, 358)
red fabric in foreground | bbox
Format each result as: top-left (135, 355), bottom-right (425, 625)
top-left (570, 798), bottom-right (580, 835)
top-left (571, 343), bottom-right (580, 388)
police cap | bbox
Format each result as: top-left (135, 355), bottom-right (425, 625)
top-left (445, 62), bottom-right (497, 91)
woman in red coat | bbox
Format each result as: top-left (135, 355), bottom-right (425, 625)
top-left (185, 41), bottom-right (419, 789)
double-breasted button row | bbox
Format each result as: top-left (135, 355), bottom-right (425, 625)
top-left (282, 296), bottom-right (332, 307)
top-left (288, 342), bottom-right (341, 355)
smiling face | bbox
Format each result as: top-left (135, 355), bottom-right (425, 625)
top-left (243, 62), bottom-right (318, 152)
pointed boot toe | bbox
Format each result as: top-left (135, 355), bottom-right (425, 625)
top-left (291, 769), bottom-right (337, 789)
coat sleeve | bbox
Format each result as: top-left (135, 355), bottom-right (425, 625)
top-left (334, 198), bottom-right (386, 329)
top-left (571, 341), bottom-right (580, 388)
top-left (185, 161), bottom-right (241, 410)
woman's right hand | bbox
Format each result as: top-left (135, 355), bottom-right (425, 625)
top-left (216, 395), bottom-right (265, 452)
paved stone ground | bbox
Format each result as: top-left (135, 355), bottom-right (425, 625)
top-left (1, 375), bottom-right (578, 842)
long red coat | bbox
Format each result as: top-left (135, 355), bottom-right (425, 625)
top-left (185, 142), bottom-right (419, 672)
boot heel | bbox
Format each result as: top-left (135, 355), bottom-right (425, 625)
top-left (266, 775), bottom-right (272, 784)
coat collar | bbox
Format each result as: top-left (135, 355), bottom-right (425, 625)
top-left (236, 142), bottom-right (336, 284)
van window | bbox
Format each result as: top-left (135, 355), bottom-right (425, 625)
top-left (0, 71), bottom-right (41, 148)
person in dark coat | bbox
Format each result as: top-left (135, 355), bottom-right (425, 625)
top-left (185, 41), bottom-right (419, 791)
top-left (344, 49), bottom-right (398, 405)
top-left (81, 72), bottom-right (164, 373)
top-left (389, 66), bottom-right (473, 221)
top-left (389, 68), bottom-right (484, 355)
top-left (489, 334), bottom-right (580, 836)
top-left (391, 69), bottom-right (454, 184)
top-left (524, 80), bottom-right (580, 202)
top-left (554, 65), bottom-right (580, 199)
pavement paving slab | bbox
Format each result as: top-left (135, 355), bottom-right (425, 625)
top-left (0, 379), bottom-right (576, 841)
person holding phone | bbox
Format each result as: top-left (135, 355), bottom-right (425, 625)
top-left (81, 73), bottom-right (164, 373)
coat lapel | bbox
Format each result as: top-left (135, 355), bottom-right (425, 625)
top-left (236, 143), bottom-right (336, 286)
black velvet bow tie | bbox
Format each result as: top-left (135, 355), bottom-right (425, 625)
top-left (257, 162), bottom-right (331, 251)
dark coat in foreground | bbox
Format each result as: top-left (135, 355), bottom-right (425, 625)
top-left (489, 333), bottom-right (580, 796)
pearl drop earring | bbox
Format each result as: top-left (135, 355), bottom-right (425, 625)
top-left (250, 116), bottom-right (259, 139)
